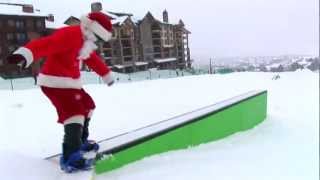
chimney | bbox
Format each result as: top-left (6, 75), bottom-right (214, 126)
top-left (22, 4), bottom-right (34, 13)
top-left (163, 9), bottom-right (168, 23)
top-left (91, 2), bottom-right (102, 12)
top-left (46, 14), bottom-right (55, 22)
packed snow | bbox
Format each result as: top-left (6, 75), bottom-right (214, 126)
top-left (0, 70), bottom-right (318, 180)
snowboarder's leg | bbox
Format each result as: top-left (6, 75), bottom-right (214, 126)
top-left (40, 87), bottom-right (95, 172)
top-left (82, 118), bottom-right (90, 143)
top-left (81, 118), bottom-right (99, 152)
top-left (61, 122), bottom-right (86, 171)
top-left (79, 89), bottom-right (99, 152)
top-left (60, 116), bottom-right (96, 173)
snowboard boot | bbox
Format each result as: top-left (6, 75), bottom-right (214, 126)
top-left (81, 118), bottom-right (99, 152)
top-left (60, 123), bottom-right (94, 173)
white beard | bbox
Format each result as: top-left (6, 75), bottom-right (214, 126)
top-left (78, 26), bottom-right (98, 60)
top-left (78, 40), bottom-right (98, 60)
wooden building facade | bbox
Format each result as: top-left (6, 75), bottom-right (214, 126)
top-left (0, 3), bottom-right (48, 78)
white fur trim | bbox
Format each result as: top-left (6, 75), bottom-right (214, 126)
top-left (79, 16), bottom-right (99, 60)
top-left (81, 15), bottom-right (112, 42)
top-left (78, 40), bottom-right (98, 60)
top-left (87, 109), bottom-right (94, 118)
top-left (13, 47), bottom-right (33, 67)
top-left (37, 73), bottom-right (82, 89)
top-left (102, 72), bottom-right (114, 85)
top-left (64, 115), bottom-right (85, 125)
top-left (80, 21), bottom-right (98, 42)
top-left (90, 21), bottom-right (112, 42)
top-left (80, 15), bottom-right (92, 29)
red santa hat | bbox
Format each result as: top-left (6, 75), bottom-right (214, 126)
top-left (80, 12), bottom-right (113, 42)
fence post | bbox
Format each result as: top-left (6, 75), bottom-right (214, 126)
top-left (10, 78), bottom-right (14, 91)
top-left (148, 70), bottom-right (151, 80)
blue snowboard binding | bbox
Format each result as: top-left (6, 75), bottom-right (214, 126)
top-left (60, 121), bottom-right (99, 173)
top-left (60, 150), bottom-right (94, 173)
top-left (81, 140), bottom-right (99, 152)
top-left (60, 140), bottom-right (100, 173)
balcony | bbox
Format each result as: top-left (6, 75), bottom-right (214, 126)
top-left (123, 57), bottom-right (133, 62)
top-left (152, 29), bottom-right (161, 32)
top-left (153, 54), bottom-right (161, 59)
top-left (152, 33), bottom-right (161, 39)
top-left (103, 42), bottom-right (112, 49)
top-left (152, 39), bottom-right (161, 46)
top-left (122, 48), bottom-right (133, 56)
top-left (121, 40), bottom-right (132, 48)
top-left (153, 47), bottom-right (161, 53)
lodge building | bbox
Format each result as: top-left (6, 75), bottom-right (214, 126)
top-left (0, 2), bottom-right (191, 78)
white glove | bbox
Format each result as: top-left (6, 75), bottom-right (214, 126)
top-left (102, 72), bottom-right (114, 86)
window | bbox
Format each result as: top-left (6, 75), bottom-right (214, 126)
top-left (153, 39), bottom-right (161, 45)
top-left (16, 21), bottom-right (25, 29)
top-left (113, 49), bottom-right (120, 56)
top-left (154, 54), bottom-right (161, 58)
top-left (112, 30), bottom-right (117, 37)
top-left (16, 33), bottom-right (27, 42)
top-left (36, 20), bottom-right (43, 28)
top-left (121, 40), bottom-right (131, 47)
top-left (7, 33), bottom-right (14, 40)
top-left (153, 47), bottom-right (161, 52)
top-left (8, 19), bottom-right (15, 27)
top-left (122, 48), bottom-right (132, 56)
top-left (120, 28), bottom-right (131, 37)
top-left (26, 19), bottom-right (33, 29)
top-left (103, 42), bottom-right (111, 48)
top-left (152, 33), bottom-right (161, 39)
top-left (124, 57), bottom-right (132, 62)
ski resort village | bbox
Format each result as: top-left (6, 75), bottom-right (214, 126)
top-left (0, 1), bottom-right (318, 180)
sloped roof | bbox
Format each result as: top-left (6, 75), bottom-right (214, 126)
top-left (63, 11), bottom-right (138, 27)
top-left (108, 11), bottom-right (133, 17)
top-left (103, 11), bottom-right (118, 19)
top-left (46, 19), bottom-right (67, 29)
top-left (63, 16), bottom-right (80, 24)
top-left (111, 16), bottom-right (129, 25)
top-left (0, 3), bottom-right (46, 17)
top-left (142, 11), bottom-right (182, 27)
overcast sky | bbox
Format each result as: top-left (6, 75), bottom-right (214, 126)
top-left (4, 0), bottom-right (320, 61)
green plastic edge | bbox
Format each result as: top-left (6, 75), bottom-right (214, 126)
top-left (95, 92), bottom-right (267, 174)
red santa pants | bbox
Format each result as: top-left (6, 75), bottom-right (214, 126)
top-left (41, 87), bottom-right (96, 124)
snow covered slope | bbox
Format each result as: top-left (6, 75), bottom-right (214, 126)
top-left (0, 70), bottom-right (318, 180)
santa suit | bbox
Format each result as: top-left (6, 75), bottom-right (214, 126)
top-left (13, 25), bottom-right (113, 125)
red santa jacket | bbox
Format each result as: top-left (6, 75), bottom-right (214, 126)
top-left (13, 25), bottom-right (113, 89)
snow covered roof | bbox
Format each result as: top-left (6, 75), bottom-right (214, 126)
top-left (107, 11), bottom-right (133, 17)
top-left (114, 65), bottom-right (125, 69)
top-left (113, 64), bottom-right (133, 69)
top-left (45, 20), bottom-right (67, 29)
top-left (0, 4), bottom-right (46, 17)
top-left (103, 11), bottom-right (118, 19)
top-left (154, 58), bottom-right (177, 63)
top-left (131, 16), bottom-right (141, 24)
top-left (111, 16), bottom-right (129, 25)
top-left (135, 62), bottom-right (148, 66)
